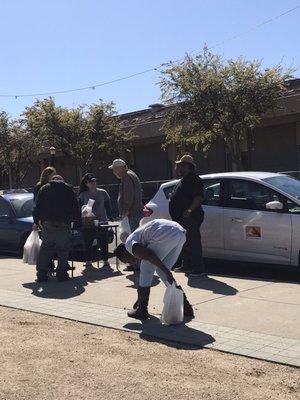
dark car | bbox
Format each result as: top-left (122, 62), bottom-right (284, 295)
top-left (0, 192), bottom-right (84, 255)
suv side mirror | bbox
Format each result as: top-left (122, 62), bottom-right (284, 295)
top-left (266, 201), bottom-right (283, 211)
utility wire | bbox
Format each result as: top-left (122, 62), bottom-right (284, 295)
top-left (0, 3), bottom-right (299, 99)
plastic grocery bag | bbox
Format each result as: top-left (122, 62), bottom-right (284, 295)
top-left (161, 282), bottom-right (184, 325)
top-left (23, 231), bottom-right (42, 265)
top-left (81, 198), bottom-right (95, 218)
top-left (119, 216), bottom-right (131, 243)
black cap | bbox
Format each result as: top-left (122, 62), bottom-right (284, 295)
top-left (83, 173), bottom-right (96, 183)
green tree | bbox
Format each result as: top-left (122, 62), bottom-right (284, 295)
top-left (22, 98), bottom-right (134, 173)
top-left (160, 49), bottom-right (293, 170)
top-left (0, 112), bottom-right (40, 187)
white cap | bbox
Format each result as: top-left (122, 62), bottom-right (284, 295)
top-left (108, 159), bottom-right (127, 169)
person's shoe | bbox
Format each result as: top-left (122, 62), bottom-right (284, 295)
top-left (36, 276), bottom-right (48, 283)
top-left (127, 286), bottom-right (150, 320)
top-left (189, 271), bottom-right (207, 278)
top-left (174, 265), bottom-right (192, 273)
top-left (57, 274), bottom-right (70, 282)
top-left (103, 261), bottom-right (111, 268)
top-left (67, 264), bottom-right (76, 271)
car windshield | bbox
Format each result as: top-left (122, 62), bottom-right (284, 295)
top-left (9, 196), bottom-right (34, 218)
top-left (263, 176), bottom-right (300, 199)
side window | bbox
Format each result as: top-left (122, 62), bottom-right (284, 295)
top-left (163, 185), bottom-right (176, 200)
top-left (225, 180), bottom-right (279, 211)
top-left (203, 179), bottom-right (222, 206)
top-left (0, 200), bottom-right (11, 217)
top-left (286, 199), bottom-right (300, 214)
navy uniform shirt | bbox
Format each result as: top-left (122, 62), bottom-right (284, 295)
top-left (169, 172), bottom-right (204, 223)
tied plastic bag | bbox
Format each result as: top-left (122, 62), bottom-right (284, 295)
top-left (23, 231), bottom-right (42, 265)
top-left (81, 198), bottom-right (95, 218)
top-left (119, 216), bottom-right (131, 243)
top-left (161, 282), bottom-right (184, 325)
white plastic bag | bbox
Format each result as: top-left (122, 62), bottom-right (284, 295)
top-left (81, 198), bottom-right (95, 218)
top-left (23, 231), bottom-right (42, 265)
top-left (161, 282), bottom-right (184, 325)
top-left (119, 216), bottom-right (131, 243)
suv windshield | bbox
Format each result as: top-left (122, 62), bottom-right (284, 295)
top-left (9, 196), bottom-right (34, 218)
top-left (263, 176), bottom-right (300, 200)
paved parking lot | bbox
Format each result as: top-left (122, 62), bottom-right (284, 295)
top-left (0, 255), bottom-right (299, 367)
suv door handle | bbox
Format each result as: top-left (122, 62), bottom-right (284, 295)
top-left (231, 218), bottom-right (243, 223)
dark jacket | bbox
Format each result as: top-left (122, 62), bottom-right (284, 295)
top-left (33, 183), bottom-right (42, 203)
top-left (169, 172), bottom-right (204, 224)
top-left (33, 180), bottom-right (81, 224)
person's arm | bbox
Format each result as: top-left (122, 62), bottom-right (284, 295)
top-left (32, 187), bottom-right (46, 227)
top-left (132, 243), bottom-right (174, 284)
top-left (70, 189), bottom-right (81, 223)
top-left (121, 175), bottom-right (134, 217)
top-left (183, 178), bottom-right (204, 218)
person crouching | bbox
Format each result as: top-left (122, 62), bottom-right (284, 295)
top-left (114, 219), bottom-right (194, 320)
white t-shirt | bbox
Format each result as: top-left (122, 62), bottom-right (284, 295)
top-left (125, 219), bottom-right (186, 255)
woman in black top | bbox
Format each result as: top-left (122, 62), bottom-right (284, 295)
top-left (33, 167), bottom-right (56, 202)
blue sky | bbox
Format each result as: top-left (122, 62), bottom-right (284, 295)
top-left (0, 0), bottom-right (299, 118)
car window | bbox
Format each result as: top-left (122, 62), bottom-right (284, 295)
top-left (286, 199), bottom-right (300, 214)
top-left (0, 200), bottom-right (11, 217)
top-left (9, 197), bottom-right (34, 218)
top-left (163, 185), bottom-right (176, 200)
top-left (225, 180), bottom-right (280, 211)
top-left (203, 179), bottom-right (222, 206)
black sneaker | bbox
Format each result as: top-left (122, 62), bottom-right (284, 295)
top-left (57, 274), bottom-right (70, 282)
top-left (36, 276), bottom-right (48, 283)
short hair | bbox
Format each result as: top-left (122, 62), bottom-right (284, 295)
top-left (114, 243), bottom-right (128, 261)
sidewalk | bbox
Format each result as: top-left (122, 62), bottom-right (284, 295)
top-left (0, 255), bottom-right (299, 367)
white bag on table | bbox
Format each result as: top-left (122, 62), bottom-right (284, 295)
top-left (119, 216), bottom-right (131, 243)
top-left (81, 198), bottom-right (95, 218)
top-left (23, 231), bottom-right (42, 265)
top-left (161, 282), bottom-right (184, 325)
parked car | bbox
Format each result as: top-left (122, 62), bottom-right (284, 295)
top-left (142, 172), bottom-right (300, 269)
top-left (0, 192), bottom-right (83, 255)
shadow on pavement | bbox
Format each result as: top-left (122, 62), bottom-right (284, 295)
top-left (188, 275), bottom-right (238, 296)
top-left (124, 316), bottom-right (215, 349)
top-left (22, 263), bottom-right (122, 299)
top-left (125, 272), bottom-right (160, 289)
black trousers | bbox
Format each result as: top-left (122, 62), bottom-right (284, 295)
top-left (82, 227), bottom-right (109, 262)
top-left (180, 216), bottom-right (205, 272)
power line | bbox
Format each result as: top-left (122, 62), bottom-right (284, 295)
top-left (0, 3), bottom-right (299, 99)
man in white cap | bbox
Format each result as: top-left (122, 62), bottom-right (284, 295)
top-left (169, 155), bottom-right (206, 277)
top-left (109, 159), bottom-right (143, 271)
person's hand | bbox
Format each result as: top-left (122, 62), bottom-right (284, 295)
top-left (32, 223), bottom-right (39, 231)
top-left (166, 271), bottom-right (175, 285)
top-left (183, 209), bottom-right (191, 219)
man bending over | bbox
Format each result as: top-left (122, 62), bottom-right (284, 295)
top-left (115, 219), bottom-right (194, 320)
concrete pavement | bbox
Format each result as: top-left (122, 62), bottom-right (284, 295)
top-left (0, 255), bottom-right (299, 367)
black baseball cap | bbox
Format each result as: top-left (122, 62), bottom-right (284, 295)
top-left (83, 173), bottom-right (96, 183)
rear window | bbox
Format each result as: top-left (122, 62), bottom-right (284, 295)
top-left (9, 196), bottom-right (34, 218)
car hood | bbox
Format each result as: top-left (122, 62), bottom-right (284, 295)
top-left (18, 217), bottom-right (34, 224)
